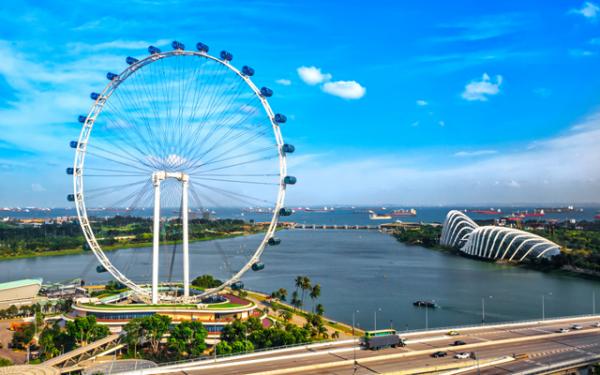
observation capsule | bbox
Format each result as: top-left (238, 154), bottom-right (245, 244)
top-left (96, 265), bottom-right (107, 273)
top-left (69, 141), bottom-right (79, 149)
top-left (196, 42), bottom-right (209, 52)
top-left (67, 194), bottom-right (75, 202)
top-left (126, 56), bottom-right (139, 65)
top-left (78, 115), bottom-right (87, 123)
top-left (251, 262), bottom-right (265, 272)
top-left (241, 66), bottom-right (255, 76)
top-left (268, 237), bottom-right (281, 246)
top-left (148, 45), bottom-right (161, 54)
top-left (281, 144), bottom-right (295, 154)
top-left (274, 114), bottom-right (287, 124)
top-left (283, 176), bottom-right (297, 185)
top-left (220, 50), bottom-right (233, 61)
top-left (231, 281), bottom-right (244, 290)
top-left (106, 72), bottom-right (119, 80)
top-left (279, 207), bottom-right (293, 217)
top-left (66, 167), bottom-right (80, 175)
top-left (90, 92), bottom-right (101, 100)
top-left (171, 40), bottom-right (185, 50)
top-left (260, 87), bottom-right (273, 97)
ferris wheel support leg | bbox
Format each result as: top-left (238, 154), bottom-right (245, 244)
top-left (152, 179), bottom-right (161, 305)
top-left (182, 178), bottom-right (190, 298)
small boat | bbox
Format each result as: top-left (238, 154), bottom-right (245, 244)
top-left (369, 210), bottom-right (392, 220)
top-left (413, 300), bottom-right (437, 308)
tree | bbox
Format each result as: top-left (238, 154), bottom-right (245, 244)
top-left (39, 323), bottom-right (71, 360)
top-left (168, 321), bottom-right (208, 359)
top-left (309, 284), bottom-right (321, 312)
top-left (123, 318), bottom-right (144, 358)
top-left (315, 303), bottom-right (325, 317)
top-left (191, 275), bottom-right (222, 289)
top-left (215, 340), bottom-right (232, 355)
top-left (11, 324), bottom-right (35, 350)
top-left (300, 276), bottom-right (311, 309)
top-left (65, 316), bottom-right (109, 347)
top-left (290, 291), bottom-right (301, 310)
top-left (0, 357), bottom-right (12, 367)
top-left (279, 310), bottom-right (292, 323)
top-left (231, 339), bottom-right (254, 353)
top-left (140, 314), bottom-right (171, 355)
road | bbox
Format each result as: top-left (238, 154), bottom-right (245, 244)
top-left (119, 315), bottom-right (600, 375)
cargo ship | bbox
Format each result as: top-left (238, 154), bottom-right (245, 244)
top-left (369, 210), bottom-right (392, 220)
top-left (391, 208), bottom-right (417, 216)
top-left (468, 208), bottom-right (501, 215)
top-left (513, 209), bottom-right (545, 217)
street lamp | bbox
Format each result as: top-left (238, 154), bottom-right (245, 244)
top-left (352, 310), bottom-right (360, 374)
top-left (374, 308), bottom-right (382, 331)
top-left (542, 292), bottom-right (552, 321)
top-left (482, 295), bottom-right (492, 324)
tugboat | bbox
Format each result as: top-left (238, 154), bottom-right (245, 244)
top-left (413, 300), bottom-right (438, 308)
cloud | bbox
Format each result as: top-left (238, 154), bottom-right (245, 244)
top-left (275, 79), bottom-right (291, 86)
top-left (570, 2), bottom-right (600, 19)
top-left (569, 49), bottom-right (597, 57)
top-left (416, 100), bottom-right (428, 106)
top-left (288, 112), bottom-right (600, 205)
top-left (454, 150), bottom-right (498, 157)
top-left (438, 120), bottom-right (446, 127)
top-left (433, 14), bottom-right (526, 43)
top-left (533, 88), bottom-right (552, 97)
top-left (321, 80), bottom-right (366, 100)
top-left (31, 183), bottom-right (46, 192)
top-left (66, 39), bottom-right (171, 53)
top-left (461, 73), bottom-right (503, 101)
top-left (297, 66), bottom-right (332, 85)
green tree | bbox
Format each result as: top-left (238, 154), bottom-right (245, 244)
top-left (290, 291), bottom-right (301, 310)
top-left (215, 340), bottom-right (232, 355)
top-left (0, 357), bottom-right (12, 367)
top-left (279, 310), bottom-right (292, 323)
top-left (315, 303), bottom-right (325, 316)
top-left (231, 339), bottom-right (254, 353)
top-left (123, 318), bottom-right (144, 358)
top-left (11, 324), bottom-right (35, 350)
top-left (309, 284), bottom-right (321, 312)
top-left (141, 314), bottom-right (171, 355)
top-left (168, 321), bottom-right (208, 359)
top-left (65, 316), bottom-right (109, 347)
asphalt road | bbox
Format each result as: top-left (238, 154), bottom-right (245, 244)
top-left (124, 315), bottom-right (600, 375)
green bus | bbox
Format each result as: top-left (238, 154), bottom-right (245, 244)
top-left (364, 329), bottom-right (397, 338)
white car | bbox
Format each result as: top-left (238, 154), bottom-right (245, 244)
top-left (558, 328), bottom-right (570, 333)
top-left (572, 325), bottom-right (583, 330)
top-left (454, 352), bottom-right (471, 359)
top-left (593, 322), bottom-right (600, 328)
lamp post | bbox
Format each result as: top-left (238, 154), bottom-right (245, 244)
top-left (374, 308), bottom-right (381, 331)
top-left (542, 292), bottom-right (552, 321)
top-left (425, 305), bottom-right (429, 330)
top-left (352, 310), bottom-right (359, 374)
top-left (482, 295), bottom-right (492, 324)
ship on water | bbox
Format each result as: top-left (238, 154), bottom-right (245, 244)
top-left (369, 210), bottom-right (392, 220)
top-left (513, 209), bottom-right (545, 217)
top-left (391, 208), bottom-right (417, 216)
top-left (467, 208), bottom-right (502, 215)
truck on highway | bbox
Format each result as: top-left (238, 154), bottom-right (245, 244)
top-left (361, 329), bottom-right (406, 350)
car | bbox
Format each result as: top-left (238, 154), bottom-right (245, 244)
top-left (431, 351), bottom-right (447, 358)
top-left (572, 325), bottom-right (583, 330)
top-left (447, 330), bottom-right (460, 336)
top-left (593, 322), bottom-right (600, 328)
top-left (557, 328), bottom-right (570, 333)
top-left (453, 340), bottom-right (466, 346)
top-left (454, 352), bottom-right (471, 359)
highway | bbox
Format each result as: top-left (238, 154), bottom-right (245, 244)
top-left (118, 315), bottom-right (600, 375)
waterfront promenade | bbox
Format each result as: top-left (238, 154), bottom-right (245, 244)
top-left (115, 315), bottom-right (600, 375)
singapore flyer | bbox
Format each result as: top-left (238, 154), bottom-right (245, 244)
top-left (68, 40), bottom-right (296, 304)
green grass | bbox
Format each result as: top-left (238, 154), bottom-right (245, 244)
top-left (205, 302), bottom-right (248, 309)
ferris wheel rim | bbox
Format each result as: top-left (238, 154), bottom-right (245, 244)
top-left (72, 48), bottom-right (288, 303)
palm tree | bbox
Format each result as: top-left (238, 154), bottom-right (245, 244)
top-left (300, 276), bottom-right (311, 309)
top-left (278, 288), bottom-right (288, 302)
top-left (290, 291), bottom-right (301, 311)
top-left (309, 284), bottom-right (321, 312)
top-left (294, 276), bottom-right (303, 297)
top-left (315, 303), bottom-right (325, 316)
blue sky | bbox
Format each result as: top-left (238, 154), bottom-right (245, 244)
top-left (1, 0), bottom-right (600, 206)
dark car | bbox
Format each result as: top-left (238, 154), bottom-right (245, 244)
top-left (453, 340), bottom-right (466, 346)
top-left (431, 351), bottom-right (447, 358)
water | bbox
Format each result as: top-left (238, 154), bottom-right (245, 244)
top-left (1, 230), bottom-right (599, 330)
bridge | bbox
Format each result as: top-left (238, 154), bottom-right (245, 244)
top-left (43, 333), bottom-right (123, 373)
top-left (289, 222), bottom-right (436, 231)
top-left (114, 315), bottom-right (600, 375)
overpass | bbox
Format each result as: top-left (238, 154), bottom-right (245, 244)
top-left (116, 315), bottom-right (600, 375)
top-left (43, 333), bottom-right (123, 373)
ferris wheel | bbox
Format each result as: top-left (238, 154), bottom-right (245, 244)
top-left (68, 41), bottom-right (296, 304)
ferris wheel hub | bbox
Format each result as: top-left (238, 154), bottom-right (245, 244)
top-left (152, 171), bottom-right (189, 184)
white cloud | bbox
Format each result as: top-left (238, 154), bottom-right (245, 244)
top-left (321, 80), bottom-right (366, 100)
top-left (31, 183), bottom-right (46, 192)
top-left (569, 49), bottom-right (597, 57)
top-left (570, 2), bottom-right (600, 19)
top-left (416, 99), bottom-right (428, 106)
top-left (410, 121), bottom-right (420, 127)
top-left (297, 66), bottom-right (332, 85)
top-left (66, 39), bottom-right (170, 53)
top-left (454, 150), bottom-right (498, 157)
top-left (275, 79), bottom-right (291, 86)
top-left (461, 73), bottom-right (503, 101)
top-left (438, 120), bottom-right (446, 127)
top-left (590, 38), bottom-right (600, 45)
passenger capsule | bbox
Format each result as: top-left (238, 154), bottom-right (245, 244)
top-left (126, 56), bottom-right (139, 65)
top-left (279, 207), bottom-right (293, 216)
top-left (148, 45), bottom-right (161, 54)
top-left (274, 114), bottom-right (287, 124)
top-left (268, 237), bottom-right (281, 246)
top-left (241, 66), bottom-right (255, 76)
top-left (171, 40), bottom-right (185, 50)
top-left (78, 115), bottom-right (87, 123)
top-left (220, 50), bottom-right (233, 61)
top-left (106, 72), bottom-right (119, 80)
top-left (96, 265), bottom-right (107, 273)
top-left (251, 262), bottom-right (265, 272)
top-left (69, 141), bottom-right (79, 149)
top-left (66, 167), bottom-right (74, 175)
top-left (196, 42), bottom-right (209, 52)
top-left (90, 92), bottom-right (101, 100)
top-left (281, 144), bottom-right (295, 154)
top-left (67, 194), bottom-right (75, 202)
top-left (283, 176), bottom-right (297, 185)
top-left (260, 87), bottom-right (273, 97)
top-left (231, 281), bottom-right (244, 290)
